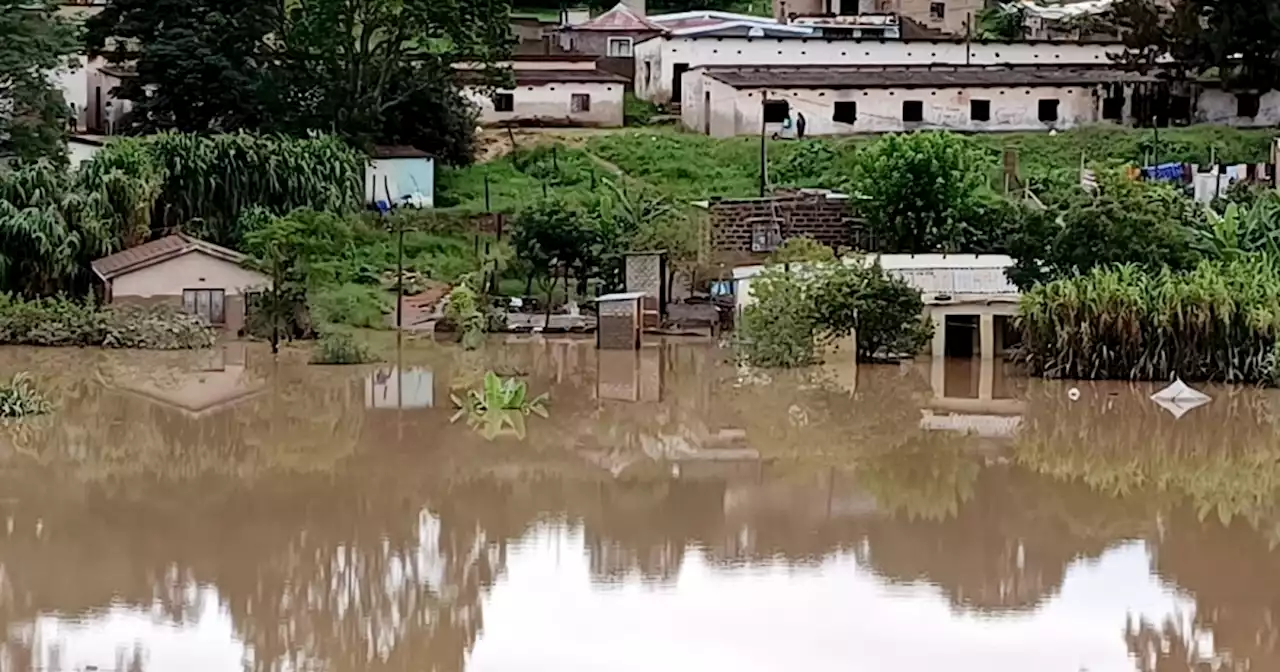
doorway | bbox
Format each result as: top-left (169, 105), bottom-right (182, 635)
top-left (943, 315), bottom-right (979, 358)
top-left (672, 62), bottom-right (689, 104)
top-left (704, 91), bottom-right (711, 133)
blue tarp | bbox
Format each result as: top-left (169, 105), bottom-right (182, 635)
top-left (1142, 162), bottom-right (1184, 182)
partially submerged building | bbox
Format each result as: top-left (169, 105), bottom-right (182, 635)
top-left (91, 234), bottom-right (269, 334)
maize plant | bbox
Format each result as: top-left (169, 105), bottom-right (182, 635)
top-left (1016, 257), bottom-right (1280, 384)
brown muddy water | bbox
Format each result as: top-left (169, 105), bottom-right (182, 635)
top-left (0, 339), bottom-right (1276, 672)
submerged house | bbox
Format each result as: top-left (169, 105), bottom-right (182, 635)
top-left (91, 234), bottom-right (269, 333)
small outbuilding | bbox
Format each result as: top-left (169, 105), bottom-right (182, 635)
top-left (367, 145), bottom-right (435, 207)
top-left (91, 234), bottom-right (270, 333)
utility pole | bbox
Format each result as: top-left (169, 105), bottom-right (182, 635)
top-left (759, 90), bottom-right (768, 197)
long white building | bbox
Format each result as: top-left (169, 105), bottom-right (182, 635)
top-left (634, 35), bottom-right (1128, 104)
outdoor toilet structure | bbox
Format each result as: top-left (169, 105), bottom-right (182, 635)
top-left (624, 251), bottom-right (667, 329)
top-left (595, 292), bottom-right (646, 350)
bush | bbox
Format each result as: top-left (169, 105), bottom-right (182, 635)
top-left (444, 282), bottom-right (486, 350)
top-left (736, 246), bottom-right (933, 367)
top-left (310, 331), bottom-right (377, 365)
top-left (102, 305), bottom-right (218, 349)
top-left (624, 93), bottom-right (660, 127)
top-left (309, 284), bottom-right (390, 329)
top-left (0, 373), bottom-right (53, 418)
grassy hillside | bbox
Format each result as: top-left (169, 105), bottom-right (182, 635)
top-left (436, 125), bottom-right (1277, 212)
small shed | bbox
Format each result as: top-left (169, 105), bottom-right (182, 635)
top-left (91, 234), bottom-right (269, 333)
top-left (594, 291), bottom-right (646, 350)
top-left (367, 146), bottom-right (435, 208)
top-left (624, 250), bottom-right (666, 327)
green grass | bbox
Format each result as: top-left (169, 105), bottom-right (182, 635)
top-left (437, 124), bottom-right (1278, 216)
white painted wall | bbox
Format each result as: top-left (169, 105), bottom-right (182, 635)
top-left (467, 81), bottom-right (625, 127)
top-left (112, 252), bottom-right (268, 298)
top-left (1196, 89), bottom-right (1280, 127)
top-left (636, 36), bottom-right (1127, 103)
top-left (66, 139), bottom-right (103, 167)
top-left (52, 56), bottom-right (88, 128)
top-left (683, 72), bottom-right (1106, 135)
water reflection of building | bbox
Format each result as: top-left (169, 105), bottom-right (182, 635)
top-left (919, 357), bottom-right (1026, 439)
top-left (101, 344), bottom-right (266, 417)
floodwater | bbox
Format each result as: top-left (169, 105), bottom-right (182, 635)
top-left (0, 340), bottom-right (1277, 672)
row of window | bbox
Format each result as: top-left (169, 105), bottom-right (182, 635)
top-left (492, 93), bottom-right (592, 113)
top-left (764, 98), bottom-right (1064, 124)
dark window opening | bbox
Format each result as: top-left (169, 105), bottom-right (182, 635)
top-left (492, 93), bottom-right (514, 112)
top-left (763, 99), bottom-right (790, 124)
top-left (1237, 93), bottom-right (1260, 118)
top-left (833, 101), bottom-right (857, 124)
top-left (902, 100), bottom-right (923, 122)
top-left (183, 289), bottom-right (226, 325)
top-left (1102, 96), bottom-right (1123, 120)
top-left (929, 2), bottom-right (945, 19)
top-left (1038, 99), bottom-right (1060, 122)
top-left (572, 93), bottom-right (591, 113)
top-left (1169, 95), bottom-right (1191, 122)
top-left (970, 99), bottom-right (990, 121)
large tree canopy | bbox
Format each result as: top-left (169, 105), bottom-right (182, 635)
top-left (1113, 0), bottom-right (1280, 90)
top-left (0, 0), bottom-right (79, 164)
top-left (86, 0), bottom-right (512, 164)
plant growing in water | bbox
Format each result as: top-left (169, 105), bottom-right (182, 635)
top-left (444, 280), bottom-right (486, 350)
top-left (310, 331), bottom-right (377, 364)
top-left (0, 373), bottom-right (53, 417)
top-left (450, 372), bottom-right (548, 440)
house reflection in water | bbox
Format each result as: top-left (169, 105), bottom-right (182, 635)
top-left (101, 343), bottom-right (266, 417)
top-left (365, 367), bottom-right (435, 409)
top-left (920, 357), bottom-right (1026, 439)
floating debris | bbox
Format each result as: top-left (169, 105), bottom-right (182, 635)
top-left (1150, 378), bottom-right (1212, 418)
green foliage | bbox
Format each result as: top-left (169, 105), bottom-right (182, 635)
top-left (444, 281), bottom-right (486, 350)
top-left (0, 294), bottom-right (214, 349)
top-left (624, 94), bottom-right (660, 127)
top-left (737, 245), bottom-right (933, 367)
top-left (511, 195), bottom-right (599, 283)
top-left (87, 0), bottom-right (508, 163)
top-left (1006, 171), bottom-right (1204, 289)
top-left (849, 131), bottom-right (999, 253)
top-left (0, 373), bottom-right (54, 418)
top-left (310, 331), bottom-right (377, 365)
top-left (974, 5), bottom-right (1026, 40)
top-left (0, 0), bottom-right (79, 164)
top-left (308, 284), bottom-right (390, 330)
top-left (1016, 258), bottom-right (1280, 384)
top-left (736, 266), bottom-right (822, 368)
top-left (768, 236), bottom-right (838, 263)
top-left (449, 371), bottom-right (549, 439)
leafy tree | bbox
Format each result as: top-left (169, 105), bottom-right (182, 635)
top-left (86, 0), bottom-right (277, 133)
top-left (511, 196), bottom-right (598, 314)
top-left (1005, 171), bottom-right (1204, 289)
top-left (0, 0), bottom-right (79, 163)
top-left (241, 208), bottom-right (356, 350)
top-left (849, 132), bottom-right (998, 253)
top-left (974, 5), bottom-right (1026, 40)
top-left (88, 0), bottom-right (511, 162)
top-left (736, 266), bottom-right (821, 368)
top-left (812, 260), bottom-right (933, 361)
top-left (1111, 0), bottom-right (1277, 90)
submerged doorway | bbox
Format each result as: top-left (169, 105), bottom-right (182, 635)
top-left (944, 315), bottom-right (979, 358)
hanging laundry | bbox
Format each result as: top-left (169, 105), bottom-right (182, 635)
top-left (1142, 162), bottom-right (1186, 182)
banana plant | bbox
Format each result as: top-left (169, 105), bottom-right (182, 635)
top-left (450, 372), bottom-right (548, 440)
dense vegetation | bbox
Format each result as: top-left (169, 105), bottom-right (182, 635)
top-left (0, 0), bottom-right (79, 164)
top-left (85, 0), bottom-right (509, 164)
top-left (0, 295), bottom-right (215, 349)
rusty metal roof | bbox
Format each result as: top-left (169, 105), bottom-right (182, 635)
top-left (572, 3), bottom-right (667, 32)
top-left (700, 65), bottom-right (1157, 88)
top-left (91, 234), bottom-right (247, 280)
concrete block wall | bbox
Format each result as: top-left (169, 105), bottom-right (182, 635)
top-left (709, 192), bottom-right (855, 263)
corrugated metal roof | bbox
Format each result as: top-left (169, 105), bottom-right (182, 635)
top-left (573, 3), bottom-right (667, 32)
top-left (91, 234), bottom-right (247, 280)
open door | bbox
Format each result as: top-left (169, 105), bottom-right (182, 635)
top-left (671, 63), bottom-right (689, 105)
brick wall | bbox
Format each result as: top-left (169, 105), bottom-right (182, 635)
top-left (708, 191), bottom-right (859, 265)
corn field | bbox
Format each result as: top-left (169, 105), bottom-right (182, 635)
top-left (1017, 258), bottom-right (1280, 384)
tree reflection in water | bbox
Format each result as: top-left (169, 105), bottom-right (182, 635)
top-left (2, 343), bottom-right (1280, 670)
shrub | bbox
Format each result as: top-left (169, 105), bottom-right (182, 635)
top-left (444, 282), bottom-right (486, 350)
top-left (623, 93), bottom-right (660, 127)
top-left (310, 331), bottom-right (377, 365)
top-left (736, 246), bottom-right (933, 367)
top-left (102, 305), bottom-right (218, 350)
top-left (309, 284), bottom-right (390, 329)
top-left (0, 373), bottom-right (53, 418)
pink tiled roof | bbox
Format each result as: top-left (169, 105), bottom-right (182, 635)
top-left (574, 3), bottom-right (667, 32)
top-left (91, 234), bottom-right (246, 280)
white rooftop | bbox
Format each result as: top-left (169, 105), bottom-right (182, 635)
top-left (595, 291), bottom-right (648, 302)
